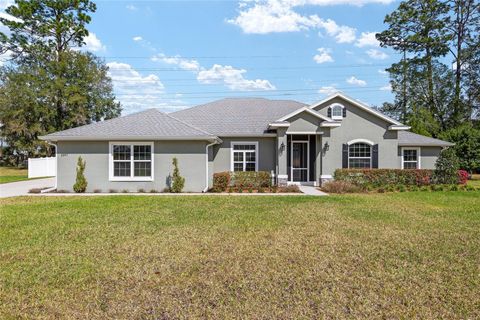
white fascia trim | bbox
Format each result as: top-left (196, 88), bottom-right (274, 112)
top-left (40, 135), bottom-right (218, 142)
top-left (309, 92), bottom-right (403, 126)
top-left (320, 175), bottom-right (333, 179)
top-left (389, 125), bottom-right (411, 130)
top-left (320, 122), bottom-right (342, 127)
top-left (109, 141), bottom-right (154, 182)
top-left (221, 134), bottom-right (277, 138)
top-left (268, 122), bottom-right (290, 128)
top-left (287, 131), bottom-right (324, 135)
top-left (277, 106), bottom-right (334, 123)
top-left (347, 138), bottom-right (375, 146)
top-left (401, 147), bottom-right (421, 169)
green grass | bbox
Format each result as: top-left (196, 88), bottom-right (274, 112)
top-left (0, 167), bottom-right (29, 184)
top-left (1, 193), bottom-right (479, 319)
top-left (468, 174), bottom-right (480, 188)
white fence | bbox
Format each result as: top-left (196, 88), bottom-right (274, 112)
top-left (28, 157), bottom-right (56, 178)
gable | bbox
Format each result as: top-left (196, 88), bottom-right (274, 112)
top-left (286, 111), bottom-right (324, 133)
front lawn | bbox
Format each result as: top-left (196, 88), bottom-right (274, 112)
top-left (0, 167), bottom-right (29, 184)
top-left (469, 174), bottom-right (480, 188)
top-left (1, 193), bottom-right (479, 319)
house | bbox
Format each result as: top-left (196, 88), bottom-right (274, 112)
top-left (40, 92), bottom-right (454, 192)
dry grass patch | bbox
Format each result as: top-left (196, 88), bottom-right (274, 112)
top-left (0, 193), bottom-right (479, 319)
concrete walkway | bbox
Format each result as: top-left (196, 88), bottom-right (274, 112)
top-left (298, 185), bottom-right (328, 196)
top-left (0, 178), bottom-right (55, 198)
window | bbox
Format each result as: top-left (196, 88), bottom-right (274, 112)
top-left (402, 147), bottom-right (420, 169)
top-left (110, 142), bottom-right (153, 181)
top-left (330, 103), bottom-right (344, 120)
top-left (231, 142), bottom-right (258, 172)
top-left (348, 143), bottom-right (372, 168)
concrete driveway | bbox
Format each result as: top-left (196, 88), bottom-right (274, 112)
top-left (0, 178), bottom-right (55, 198)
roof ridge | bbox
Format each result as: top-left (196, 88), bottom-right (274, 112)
top-left (154, 109), bottom-right (215, 136)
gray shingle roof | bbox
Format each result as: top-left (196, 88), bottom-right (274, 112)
top-left (41, 109), bottom-right (215, 141)
top-left (171, 98), bottom-right (307, 136)
top-left (398, 131), bottom-right (454, 147)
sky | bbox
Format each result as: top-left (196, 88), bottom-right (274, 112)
top-left (0, 0), bottom-right (403, 115)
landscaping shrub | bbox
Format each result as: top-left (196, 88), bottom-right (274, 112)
top-left (231, 171), bottom-right (271, 190)
top-left (212, 172), bottom-right (230, 192)
top-left (457, 170), bottom-right (468, 185)
top-left (334, 169), bottom-right (434, 187)
top-left (170, 157), bottom-right (185, 193)
top-left (321, 180), bottom-right (363, 194)
top-left (93, 189), bottom-right (102, 193)
top-left (433, 148), bottom-right (460, 184)
top-left (73, 156), bottom-right (87, 193)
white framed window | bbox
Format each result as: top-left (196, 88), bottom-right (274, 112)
top-left (231, 142), bottom-right (258, 172)
top-left (348, 142), bottom-right (372, 168)
top-left (330, 103), bottom-right (344, 120)
top-left (402, 147), bottom-right (421, 169)
top-left (109, 142), bottom-right (154, 181)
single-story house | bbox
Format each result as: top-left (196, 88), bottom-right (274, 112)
top-left (40, 92), bottom-right (454, 192)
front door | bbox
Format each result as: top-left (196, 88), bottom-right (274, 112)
top-left (292, 141), bottom-right (308, 182)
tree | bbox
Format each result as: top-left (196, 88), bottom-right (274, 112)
top-left (440, 124), bottom-right (480, 173)
top-left (73, 156), bottom-right (87, 193)
top-left (0, 0), bottom-right (121, 159)
top-left (170, 157), bottom-right (185, 193)
top-left (434, 148), bottom-right (460, 184)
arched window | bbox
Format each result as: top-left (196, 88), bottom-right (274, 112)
top-left (328, 103), bottom-right (345, 120)
top-left (348, 143), bottom-right (372, 168)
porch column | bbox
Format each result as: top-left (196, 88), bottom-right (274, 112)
top-left (315, 134), bottom-right (322, 186)
top-left (277, 128), bottom-right (288, 186)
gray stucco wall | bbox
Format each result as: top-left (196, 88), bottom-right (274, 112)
top-left (397, 146), bottom-right (442, 169)
top-left (209, 137), bottom-right (276, 185)
top-left (314, 97), bottom-right (399, 176)
top-left (57, 140), bottom-right (207, 192)
top-left (286, 112), bottom-right (324, 133)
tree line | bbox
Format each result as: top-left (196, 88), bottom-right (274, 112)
top-left (0, 0), bottom-right (121, 165)
top-left (377, 0), bottom-right (480, 172)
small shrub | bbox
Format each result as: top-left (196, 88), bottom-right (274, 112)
top-left (109, 189), bottom-right (118, 193)
top-left (457, 170), bottom-right (468, 185)
top-left (73, 156), bottom-right (87, 193)
top-left (138, 188), bottom-right (145, 193)
top-left (122, 189), bottom-right (129, 193)
top-left (397, 185), bottom-right (406, 192)
top-left (228, 186), bottom-right (234, 193)
top-left (420, 186), bottom-right (429, 192)
top-left (232, 171), bottom-right (271, 190)
top-left (170, 157), bottom-right (185, 193)
top-left (409, 185), bottom-right (419, 192)
top-left (377, 188), bottom-right (385, 193)
top-left (93, 189), bottom-right (102, 193)
top-left (321, 181), bottom-right (362, 194)
top-left (163, 187), bottom-right (171, 193)
top-left (465, 185), bottom-right (476, 191)
top-left (334, 169), bottom-right (434, 187)
top-left (431, 185), bottom-right (444, 192)
top-left (270, 185), bottom-right (278, 193)
top-left (247, 187), bottom-right (253, 193)
top-left (258, 187), bottom-right (264, 193)
top-left (213, 172), bottom-right (230, 192)
top-left (150, 189), bottom-right (158, 193)
top-left (449, 185), bottom-right (459, 191)
top-left (433, 148), bottom-right (460, 184)
top-left (386, 185), bottom-right (395, 192)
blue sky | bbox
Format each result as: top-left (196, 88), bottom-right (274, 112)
top-left (1, 0), bottom-right (402, 114)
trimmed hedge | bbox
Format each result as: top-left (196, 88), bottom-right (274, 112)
top-left (212, 171), bottom-right (271, 192)
top-left (334, 169), bottom-right (434, 187)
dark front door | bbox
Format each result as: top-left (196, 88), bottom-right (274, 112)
top-left (292, 142), bottom-right (308, 182)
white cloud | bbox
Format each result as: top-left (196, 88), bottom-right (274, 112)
top-left (83, 32), bottom-right (106, 52)
top-left (380, 84), bottom-right (392, 91)
top-left (197, 64), bottom-right (276, 91)
top-left (152, 53), bottom-right (275, 91)
top-left (152, 54), bottom-right (201, 72)
top-left (0, 11), bottom-right (22, 23)
top-left (107, 62), bottom-right (166, 114)
top-left (313, 47), bottom-right (334, 64)
top-left (228, 0), bottom-right (392, 40)
top-left (0, 0), bottom-right (15, 10)
top-left (133, 36), bottom-right (143, 42)
top-left (0, 50), bottom-right (12, 67)
top-left (318, 86), bottom-right (338, 96)
top-left (346, 76), bottom-right (367, 86)
top-left (355, 31), bottom-right (379, 47)
top-left (317, 18), bottom-right (356, 43)
top-left (366, 48), bottom-right (388, 60)
top-left (126, 4), bottom-right (137, 11)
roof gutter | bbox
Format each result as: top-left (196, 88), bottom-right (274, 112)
top-left (203, 139), bottom-right (222, 193)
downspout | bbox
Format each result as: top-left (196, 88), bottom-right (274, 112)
top-left (203, 139), bottom-right (220, 193)
top-left (42, 141), bottom-right (57, 193)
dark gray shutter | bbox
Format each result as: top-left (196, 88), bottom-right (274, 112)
top-left (372, 144), bottom-right (379, 168)
top-left (342, 144), bottom-right (348, 168)
top-left (327, 107), bottom-right (332, 118)
top-left (342, 107), bottom-right (347, 117)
